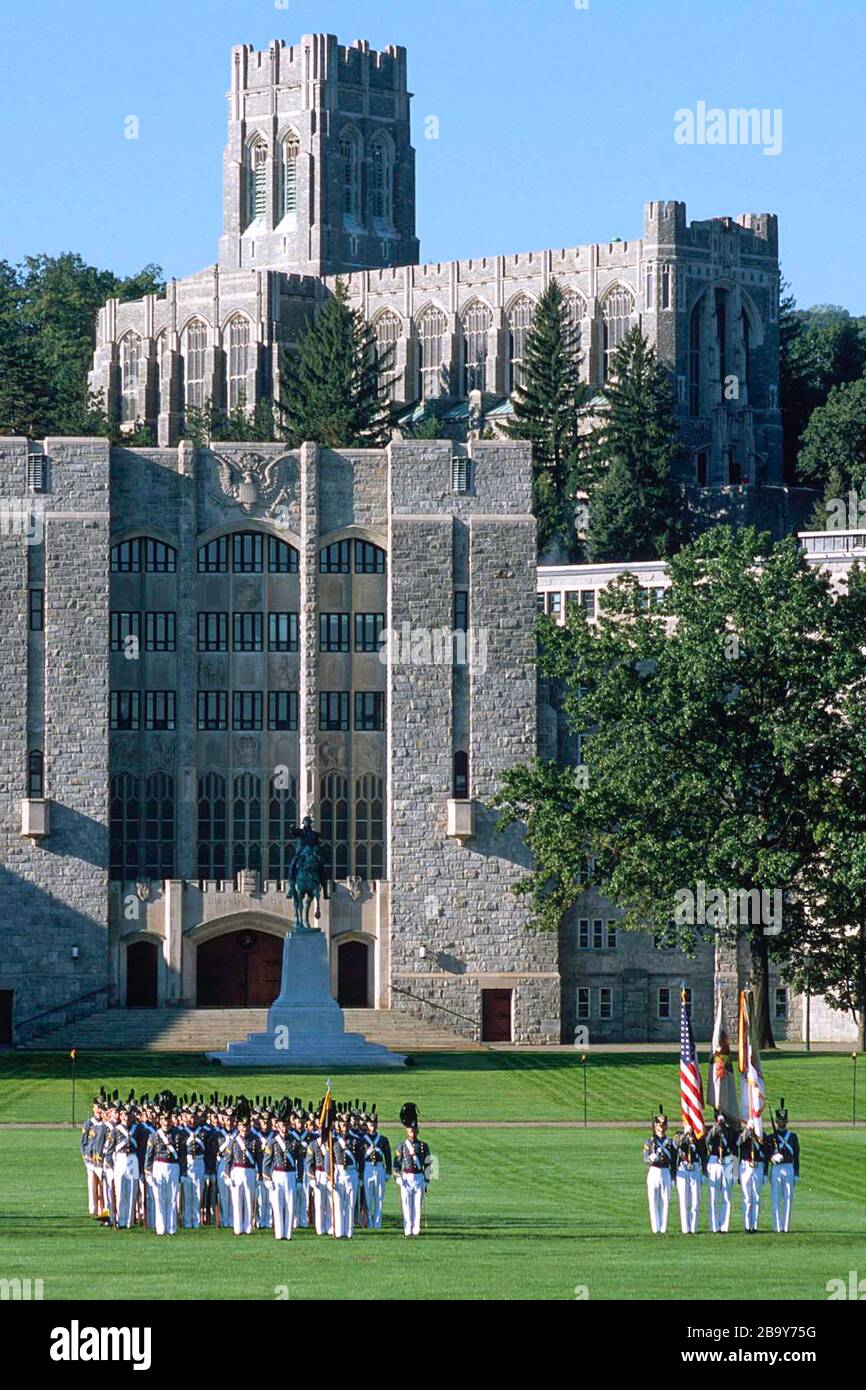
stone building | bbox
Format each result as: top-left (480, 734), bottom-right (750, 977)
top-left (88, 32), bottom-right (784, 495)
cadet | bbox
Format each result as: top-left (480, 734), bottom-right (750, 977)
top-left (112, 1102), bottom-right (140, 1229)
top-left (305, 1124), bottom-right (334, 1236)
top-left (181, 1105), bottom-right (206, 1229)
top-left (737, 1121), bottom-right (767, 1233)
top-left (704, 1109), bottom-right (736, 1233)
top-left (673, 1121), bottom-right (705, 1234)
top-left (132, 1101), bottom-right (155, 1228)
top-left (145, 1106), bottom-right (181, 1236)
top-left (643, 1107), bottom-right (677, 1234)
top-left (262, 1109), bottom-right (305, 1240)
top-left (290, 1106), bottom-right (311, 1229)
top-left (393, 1102), bottom-right (431, 1237)
top-left (228, 1114), bottom-right (261, 1236)
top-left (332, 1112), bottom-right (361, 1239)
top-left (362, 1108), bottom-right (392, 1230)
top-left (768, 1099), bottom-right (800, 1233)
top-left (80, 1099), bottom-right (103, 1217)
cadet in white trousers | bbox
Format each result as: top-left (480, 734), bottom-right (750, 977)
top-left (704, 1112), bottom-right (735, 1233)
top-left (332, 1117), bottom-right (360, 1239)
top-left (112, 1107), bottom-right (140, 1229)
top-left (362, 1115), bottom-right (392, 1230)
top-left (768, 1101), bottom-right (800, 1233)
top-left (145, 1120), bottom-right (181, 1236)
top-left (229, 1121), bottom-right (261, 1235)
top-left (394, 1105), bottom-right (431, 1238)
top-left (737, 1123), bottom-right (767, 1232)
top-left (262, 1118), bottom-right (303, 1240)
top-left (305, 1135), bottom-right (334, 1235)
top-left (643, 1110), bottom-right (677, 1234)
top-left (673, 1124), bottom-right (704, 1234)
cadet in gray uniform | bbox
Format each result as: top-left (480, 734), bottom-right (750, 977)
top-left (393, 1102), bottom-right (432, 1237)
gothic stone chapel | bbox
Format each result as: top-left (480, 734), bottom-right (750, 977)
top-left (0, 32), bottom-right (788, 1050)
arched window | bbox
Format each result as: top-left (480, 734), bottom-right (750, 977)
top-left (373, 310), bottom-right (401, 401)
top-left (143, 773), bottom-right (175, 879)
top-left (453, 750), bottom-right (469, 799)
top-left (227, 317), bottom-right (251, 411)
top-left (119, 333), bottom-right (142, 423)
top-left (417, 306), bottom-right (448, 400)
top-left (281, 132), bottom-right (300, 217)
top-left (354, 540), bottom-right (386, 575)
top-left (562, 291), bottom-right (586, 356)
top-left (232, 773), bottom-right (262, 876)
top-left (741, 308), bottom-right (751, 392)
top-left (155, 332), bottom-right (168, 414)
top-left (320, 772), bottom-right (349, 880)
top-left (371, 133), bottom-right (394, 225)
top-left (110, 538), bottom-right (177, 573)
top-left (602, 286), bottom-right (634, 380)
top-left (355, 774), bottom-right (385, 880)
top-left (508, 296), bottom-right (535, 393)
top-left (246, 139), bottom-right (268, 226)
top-left (689, 300), bottom-right (702, 416)
top-left (267, 535), bottom-right (299, 574)
top-left (462, 302), bottom-right (492, 394)
top-left (197, 773), bottom-right (227, 880)
top-left (27, 749), bottom-right (44, 799)
top-left (184, 320), bottom-right (208, 410)
top-left (110, 774), bottom-right (141, 880)
top-left (340, 129), bottom-right (362, 221)
top-left (267, 775), bottom-right (298, 881)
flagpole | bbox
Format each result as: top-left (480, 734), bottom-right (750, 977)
top-left (70, 1049), bottom-right (76, 1127)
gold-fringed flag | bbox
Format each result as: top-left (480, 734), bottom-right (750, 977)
top-left (738, 988), bottom-right (765, 1136)
top-left (679, 989), bottom-right (705, 1136)
top-left (707, 992), bottom-right (738, 1126)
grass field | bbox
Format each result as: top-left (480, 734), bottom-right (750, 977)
top-left (1, 1049), bottom-right (863, 1125)
top-left (1, 1128), bottom-right (865, 1300)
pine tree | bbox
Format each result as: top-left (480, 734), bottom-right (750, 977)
top-left (507, 279), bottom-right (588, 557)
top-left (279, 281), bottom-right (391, 448)
top-left (587, 326), bottom-right (681, 562)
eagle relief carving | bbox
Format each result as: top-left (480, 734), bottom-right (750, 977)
top-left (211, 451), bottom-right (296, 518)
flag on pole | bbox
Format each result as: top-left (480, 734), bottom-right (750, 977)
top-left (707, 992), bottom-right (739, 1126)
top-left (70, 1049), bottom-right (76, 1060)
top-left (679, 989), bottom-right (705, 1136)
top-left (738, 988), bottom-right (765, 1137)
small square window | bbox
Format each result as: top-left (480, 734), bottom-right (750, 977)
top-left (319, 691), bottom-right (349, 731)
top-left (354, 691), bottom-right (385, 732)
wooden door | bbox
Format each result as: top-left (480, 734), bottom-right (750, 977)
top-left (197, 930), bottom-right (282, 1007)
top-left (337, 941), bottom-right (370, 1008)
top-left (481, 989), bottom-right (513, 1042)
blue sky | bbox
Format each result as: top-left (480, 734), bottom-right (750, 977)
top-left (1, 0), bottom-right (863, 311)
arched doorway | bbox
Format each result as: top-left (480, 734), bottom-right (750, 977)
top-left (126, 941), bottom-right (158, 1008)
top-left (337, 940), bottom-right (370, 1008)
top-left (196, 929), bottom-right (282, 1007)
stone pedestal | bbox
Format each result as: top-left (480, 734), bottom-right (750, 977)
top-left (206, 928), bottom-right (405, 1068)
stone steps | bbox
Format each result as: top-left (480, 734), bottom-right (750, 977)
top-left (20, 1006), bottom-right (479, 1053)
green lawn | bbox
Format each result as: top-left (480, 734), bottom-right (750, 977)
top-left (0, 1049), bottom-right (862, 1125)
top-left (1, 1128), bottom-right (864, 1300)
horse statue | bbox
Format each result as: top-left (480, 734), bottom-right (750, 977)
top-left (289, 843), bottom-right (323, 931)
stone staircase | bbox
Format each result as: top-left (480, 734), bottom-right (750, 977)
top-left (19, 1006), bottom-right (480, 1054)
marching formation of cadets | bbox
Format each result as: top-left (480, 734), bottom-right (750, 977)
top-left (80, 1090), bottom-right (433, 1240)
top-left (643, 1099), bottom-right (800, 1235)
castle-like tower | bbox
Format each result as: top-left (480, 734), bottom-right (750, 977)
top-left (219, 35), bottom-right (419, 277)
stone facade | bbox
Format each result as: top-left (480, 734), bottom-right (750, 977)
top-left (88, 32), bottom-right (782, 498)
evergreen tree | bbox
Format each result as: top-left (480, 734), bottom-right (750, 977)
top-left (507, 279), bottom-right (588, 557)
top-left (279, 281), bottom-right (391, 448)
top-left (586, 326), bottom-right (681, 562)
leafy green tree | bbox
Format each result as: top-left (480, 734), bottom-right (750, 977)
top-left (279, 281), bottom-right (390, 448)
top-left (496, 526), bottom-right (866, 1048)
top-left (780, 284), bottom-right (866, 484)
top-left (586, 326), bottom-right (681, 562)
top-left (507, 279), bottom-right (589, 558)
top-left (799, 377), bottom-right (866, 524)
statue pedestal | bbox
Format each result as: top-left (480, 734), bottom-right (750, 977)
top-left (206, 929), bottom-right (406, 1069)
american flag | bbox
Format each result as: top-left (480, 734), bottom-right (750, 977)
top-left (679, 990), bottom-right (706, 1136)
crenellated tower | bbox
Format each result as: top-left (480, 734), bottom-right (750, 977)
top-left (219, 33), bottom-right (420, 277)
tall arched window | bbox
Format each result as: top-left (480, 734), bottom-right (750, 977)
top-left (227, 317), bottom-right (251, 410)
top-left (417, 306), bottom-right (448, 399)
top-left (371, 133), bottom-right (394, 225)
top-left (143, 773), bottom-right (175, 879)
top-left (281, 131), bottom-right (300, 217)
top-left (373, 310), bottom-right (401, 401)
top-left (267, 775), bottom-right (298, 881)
top-left (320, 772), bottom-right (349, 880)
top-left (601, 286), bottom-right (634, 380)
top-left (453, 750), bottom-right (469, 799)
top-left (562, 291), bottom-right (586, 356)
top-left (246, 139), bottom-right (268, 226)
top-left (27, 749), bottom-right (44, 799)
top-left (232, 773), bottom-right (262, 876)
top-left (155, 332), bottom-right (168, 415)
top-left (184, 320), bottom-right (208, 410)
top-left (197, 773), bottom-right (227, 879)
top-left (462, 302), bottom-right (492, 394)
top-left (120, 333), bottom-right (142, 423)
top-left (508, 296), bottom-right (535, 393)
top-left (110, 774), bottom-right (141, 880)
top-left (340, 129), bottom-right (362, 220)
top-left (689, 300), bottom-right (702, 416)
top-left (355, 774), bottom-right (385, 880)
